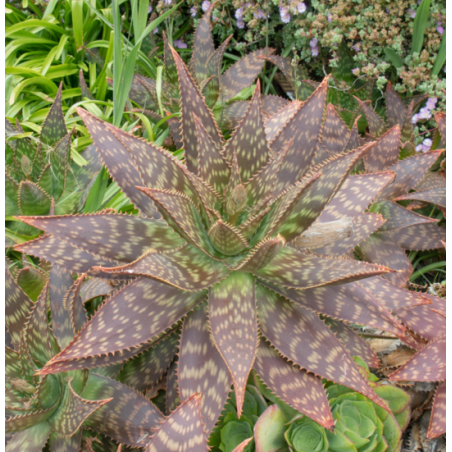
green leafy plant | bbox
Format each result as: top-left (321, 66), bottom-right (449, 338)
top-left (5, 83), bottom-right (102, 246)
top-left (121, 3), bottom-right (281, 144)
top-left (210, 385), bottom-right (268, 452)
top-left (285, 417), bottom-right (328, 452)
top-left (16, 43), bottom-right (432, 450)
top-left (5, 262), bottom-right (166, 450)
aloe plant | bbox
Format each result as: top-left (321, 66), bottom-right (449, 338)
top-left (121, 3), bottom-right (283, 143)
top-left (15, 42), bottom-right (430, 450)
top-left (5, 262), bottom-right (166, 450)
top-left (5, 83), bottom-right (102, 247)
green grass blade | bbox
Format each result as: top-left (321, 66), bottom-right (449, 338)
top-left (431, 30), bottom-right (446, 75)
top-left (411, 0), bottom-right (431, 54)
top-left (384, 48), bottom-right (404, 68)
top-left (410, 261), bottom-right (446, 281)
top-left (72, 0), bottom-right (84, 51)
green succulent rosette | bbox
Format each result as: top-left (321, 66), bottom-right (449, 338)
top-left (284, 417), bottom-right (329, 452)
top-left (210, 385), bottom-right (268, 452)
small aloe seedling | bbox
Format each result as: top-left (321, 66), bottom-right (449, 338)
top-left (5, 83), bottom-right (102, 245)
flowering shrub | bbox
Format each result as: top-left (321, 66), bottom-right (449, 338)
top-left (152, 0), bottom-right (445, 98)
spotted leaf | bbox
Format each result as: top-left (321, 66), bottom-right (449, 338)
top-left (320, 104), bottom-right (351, 156)
top-left (256, 284), bottom-right (388, 410)
top-left (5, 263), bottom-right (34, 350)
top-left (357, 276), bottom-right (430, 311)
top-left (394, 295), bottom-right (446, 342)
top-left (137, 188), bottom-right (216, 256)
top-left (41, 82), bottom-right (67, 146)
top-left (237, 236), bottom-right (285, 272)
top-left (358, 233), bottom-right (412, 287)
top-left (355, 98), bottom-right (386, 137)
top-left (48, 430), bottom-right (83, 452)
top-left (208, 220), bottom-right (248, 256)
top-left (325, 318), bottom-right (379, 368)
top-left (14, 235), bottom-right (118, 274)
top-left (345, 116), bottom-right (361, 151)
top-left (204, 35), bottom-right (233, 108)
top-left (223, 81), bottom-right (270, 180)
top-left (238, 206), bottom-right (271, 240)
top-left (93, 246), bottom-right (230, 291)
top-left (18, 213), bottom-right (185, 263)
top-left (39, 277), bottom-right (205, 374)
top-left (79, 278), bottom-right (113, 304)
top-left (385, 82), bottom-right (408, 127)
top-left (49, 265), bottom-right (77, 350)
top-left (318, 173), bottom-right (395, 222)
top-left (220, 48), bottom-right (275, 102)
top-left (363, 126), bottom-right (401, 173)
top-left (387, 223), bottom-right (446, 251)
top-left (162, 32), bottom-right (178, 86)
top-left (271, 79), bottom-right (328, 191)
top-left (117, 333), bottom-right (179, 392)
top-left (260, 279), bottom-right (405, 337)
top-left (428, 382), bottom-right (446, 438)
top-left (194, 113), bottom-right (230, 193)
top-left (435, 112), bottom-right (446, 146)
top-left (256, 172), bottom-right (321, 242)
top-left (48, 379), bottom-right (111, 438)
top-left (277, 145), bottom-right (371, 241)
top-left (6, 405), bottom-right (58, 433)
top-left (370, 201), bottom-right (437, 231)
top-left (5, 422), bottom-right (52, 452)
top-left (50, 130), bottom-right (72, 199)
top-left (255, 246), bottom-right (393, 289)
top-left (244, 138), bottom-right (290, 206)
top-left (18, 181), bottom-right (51, 216)
top-left (390, 335), bottom-right (445, 382)
top-left (395, 187), bottom-right (446, 208)
top-left (178, 304), bottom-right (232, 435)
top-left (82, 373), bottom-right (164, 447)
top-left (307, 213), bottom-right (385, 257)
top-left (261, 95), bottom-right (290, 116)
top-left (254, 338), bottom-right (334, 428)
top-left (102, 119), bottom-right (199, 201)
top-left (264, 100), bottom-right (303, 143)
top-left (171, 46), bottom-right (223, 173)
top-left (377, 150), bottom-right (444, 200)
top-left (209, 272), bottom-right (257, 417)
top-left (166, 359), bottom-right (181, 413)
top-left (24, 282), bottom-right (54, 365)
top-left (75, 108), bottom-right (158, 218)
top-left (146, 393), bottom-right (208, 452)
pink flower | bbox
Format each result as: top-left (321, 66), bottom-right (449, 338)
top-left (190, 6), bottom-right (197, 16)
top-left (280, 7), bottom-right (291, 23)
top-left (237, 18), bottom-right (245, 28)
top-left (173, 39), bottom-right (187, 49)
top-left (311, 47), bottom-right (319, 56)
top-left (310, 38), bottom-right (319, 47)
top-left (411, 113), bottom-right (419, 124)
top-left (201, 0), bottom-right (210, 12)
top-left (148, 5), bottom-right (152, 13)
top-left (437, 26), bottom-right (444, 35)
top-left (297, 2), bottom-right (306, 13)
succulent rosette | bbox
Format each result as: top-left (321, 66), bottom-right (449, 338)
top-left (5, 263), bottom-right (165, 450)
top-left (285, 417), bottom-right (329, 452)
top-left (15, 41), bottom-right (425, 451)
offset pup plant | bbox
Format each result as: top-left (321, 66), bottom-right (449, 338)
top-left (5, 83), bottom-right (102, 245)
top-left (123, 2), bottom-right (287, 141)
top-left (16, 43), bottom-right (425, 448)
top-left (5, 263), bottom-right (166, 450)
